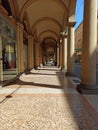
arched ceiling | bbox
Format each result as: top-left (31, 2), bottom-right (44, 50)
top-left (10, 0), bottom-right (76, 41)
top-left (33, 19), bottom-right (61, 37)
top-left (43, 37), bottom-right (57, 46)
top-left (38, 31), bottom-right (59, 43)
top-left (42, 37), bottom-right (57, 55)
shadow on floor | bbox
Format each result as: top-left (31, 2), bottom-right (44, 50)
top-left (56, 70), bottom-right (98, 130)
top-left (1, 66), bottom-right (98, 129)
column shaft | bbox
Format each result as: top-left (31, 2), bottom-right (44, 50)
top-left (59, 40), bottom-right (63, 67)
top-left (28, 35), bottom-right (34, 69)
top-left (39, 44), bottom-right (43, 65)
top-left (57, 45), bottom-right (60, 67)
top-left (34, 42), bottom-right (39, 67)
top-left (62, 39), bottom-right (64, 67)
top-left (81, 0), bottom-right (97, 86)
top-left (17, 22), bottom-right (24, 73)
top-left (77, 0), bottom-right (98, 94)
top-left (67, 26), bottom-right (75, 73)
top-left (63, 37), bottom-right (67, 70)
top-left (0, 37), bottom-right (3, 81)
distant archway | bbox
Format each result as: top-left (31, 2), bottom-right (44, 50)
top-left (40, 37), bottom-right (57, 66)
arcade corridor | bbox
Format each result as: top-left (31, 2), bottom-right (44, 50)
top-left (0, 67), bottom-right (98, 129)
top-left (0, 0), bottom-right (98, 129)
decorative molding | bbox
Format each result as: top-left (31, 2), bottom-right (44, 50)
top-left (67, 22), bottom-right (76, 27)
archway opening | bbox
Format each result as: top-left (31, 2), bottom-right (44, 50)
top-left (41, 37), bottom-right (57, 66)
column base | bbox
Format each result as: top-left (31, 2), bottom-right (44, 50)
top-left (40, 63), bottom-right (43, 67)
top-left (35, 66), bottom-right (39, 70)
top-left (65, 72), bottom-right (75, 77)
top-left (57, 65), bottom-right (60, 68)
top-left (77, 83), bottom-right (98, 94)
top-left (61, 67), bottom-right (67, 72)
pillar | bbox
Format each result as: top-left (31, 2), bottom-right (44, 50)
top-left (39, 44), bottom-right (43, 66)
top-left (67, 23), bottom-right (75, 74)
top-left (62, 38), bottom-right (64, 68)
top-left (28, 35), bottom-right (34, 70)
top-left (54, 47), bottom-right (57, 64)
top-left (17, 22), bottom-right (24, 73)
top-left (0, 37), bottom-right (3, 81)
top-left (63, 36), bottom-right (67, 71)
top-left (34, 41), bottom-right (39, 68)
top-left (57, 44), bottom-right (60, 67)
top-left (77, 0), bottom-right (98, 94)
top-left (59, 38), bottom-right (63, 68)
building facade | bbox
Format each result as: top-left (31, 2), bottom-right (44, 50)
top-left (75, 10), bottom-right (98, 63)
top-left (75, 22), bottom-right (83, 62)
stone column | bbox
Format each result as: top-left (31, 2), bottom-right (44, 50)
top-left (28, 35), bottom-right (34, 70)
top-left (57, 44), bottom-right (60, 67)
top-left (0, 37), bottom-right (3, 81)
top-left (62, 38), bottom-right (64, 68)
top-left (54, 48), bottom-right (57, 64)
top-left (34, 41), bottom-right (39, 68)
top-left (39, 44), bottom-right (43, 66)
top-left (63, 36), bottom-right (67, 71)
top-left (77, 0), bottom-right (98, 94)
top-left (67, 23), bottom-right (75, 74)
top-left (17, 22), bottom-right (24, 73)
top-left (59, 38), bottom-right (63, 68)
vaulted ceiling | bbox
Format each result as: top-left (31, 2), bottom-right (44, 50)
top-left (8, 0), bottom-right (76, 42)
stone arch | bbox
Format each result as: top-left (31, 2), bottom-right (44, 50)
top-left (32, 17), bottom-right (62, 32)
top-left (20, 0), bottom-right (68, 21)
top-left (38, 30), bottom-right (59, 43)
top-left (23, 13), bottom-right (31, 33)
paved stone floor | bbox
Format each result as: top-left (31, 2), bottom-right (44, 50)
top-left (0, 66), bottom-right (98, 130)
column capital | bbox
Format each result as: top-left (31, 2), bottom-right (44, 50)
top-left (60, 34), bottom-right (68, 39)
top-left (67, 22), bottom-right (76, 27)
top-left (27, 34), bottom-right (34, 39)
top-left (23, 30), bottom-right (29, 38)
top-left (17, 21), bottom-right (24, 29)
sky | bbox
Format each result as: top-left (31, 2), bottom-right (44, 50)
top-left (74, 0), bottom-right (84, 29)
top-left (74, 0), bottom-right (98, 30)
